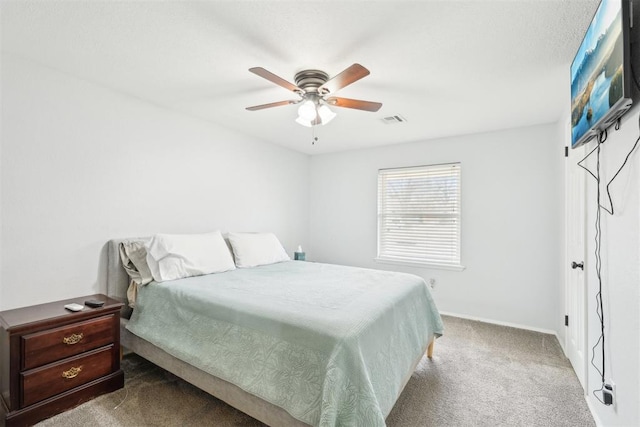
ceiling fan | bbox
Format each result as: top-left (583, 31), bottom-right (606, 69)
top-left (246, 63), bottom-right (382, 127)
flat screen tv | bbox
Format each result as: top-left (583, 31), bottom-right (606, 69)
top-left (571, 0), bottom-right (633, 148)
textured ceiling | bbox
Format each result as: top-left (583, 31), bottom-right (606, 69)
top-left (1, 0), bottom-right (599, 154)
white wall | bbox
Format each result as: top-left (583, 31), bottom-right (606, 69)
top-left (0, 54), bottom-right (309, 310)
top-left (582, 107), bottom-right (640, 426)
top-left (309, 124), bottom-right (564, 332)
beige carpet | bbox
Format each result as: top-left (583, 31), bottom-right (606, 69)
top-left (27, 315), bottom-right (594, 426)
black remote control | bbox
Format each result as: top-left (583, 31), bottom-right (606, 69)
top-left (85, 299), bottom-right (105, 308)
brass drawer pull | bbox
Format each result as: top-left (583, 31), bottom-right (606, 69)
top-left (62, 333), bottom-right (83, 345)
top-left (62, 366), bottom-right (82, 379)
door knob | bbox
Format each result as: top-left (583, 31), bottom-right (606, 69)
top-left (571, 261), bottom-right (584, 270)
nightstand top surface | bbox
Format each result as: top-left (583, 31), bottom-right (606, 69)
top-left (0, 294), bottom-right (123, 331)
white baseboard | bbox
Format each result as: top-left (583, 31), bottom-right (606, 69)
top-left (556, 333), bottom-right (567, 355)
top-left (584, 394), bottom-right (604, 427)
top-left (439, 311), bottom-right (558, 336)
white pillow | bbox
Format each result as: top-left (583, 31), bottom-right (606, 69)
top-left (145, 231), bottom-right (235, 282)
top-left (227, 232), bottom-right (290, 268)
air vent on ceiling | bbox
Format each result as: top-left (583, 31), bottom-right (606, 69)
top-left (382, 115), bottom-right (407, 124)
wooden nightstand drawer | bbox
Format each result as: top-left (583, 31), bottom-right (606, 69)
top-left (21, 345), bottom-right (114, 407)
top-left (22, 314), bottom-right (116, 370)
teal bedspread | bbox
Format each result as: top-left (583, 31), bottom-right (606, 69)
top-left (126, 261), bottom-right (443, 426)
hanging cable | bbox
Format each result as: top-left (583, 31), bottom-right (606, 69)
top-left (578, 133), bottom-right (607, 404)
top-left (578, 116), bottom-right (640, 216)
top-left (602, 117), bottom-right (640, 213)
top-left (578, 115), bottom-right (640, 405)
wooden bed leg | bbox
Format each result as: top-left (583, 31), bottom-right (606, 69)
top-left (426, 339), bottom-right (435, 358)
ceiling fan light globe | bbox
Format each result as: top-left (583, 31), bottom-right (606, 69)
top-left (297, 100), bottom-right (317, 121)
top-left (317, 105), bottom-right (336, 124)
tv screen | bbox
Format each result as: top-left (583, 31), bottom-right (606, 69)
top-left (570, 0), bottom-right (633, 148)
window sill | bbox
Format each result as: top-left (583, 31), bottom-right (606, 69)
top-left (374, 257), bottom-right (466, 271)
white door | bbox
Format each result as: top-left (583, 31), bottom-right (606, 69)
top-left (565, 137), bottom-right (587, 390)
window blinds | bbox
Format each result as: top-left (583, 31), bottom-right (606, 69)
top-left (377, 163), bottom-right (461, 266)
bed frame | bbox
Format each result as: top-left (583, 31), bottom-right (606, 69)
top-left (106, 238), bottom-right (434, 426)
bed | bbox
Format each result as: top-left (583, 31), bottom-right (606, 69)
top-left (106, 237), bottom-right (443, 426)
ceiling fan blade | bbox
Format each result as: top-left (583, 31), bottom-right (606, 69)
top-left (246, 100), bottom-right (299, 111)
top-left (249, 67), bottom-right (301, 93)
top-left (326, 97), bottom-right (382, 112)
top-left (319, 64), bottom-right (370, 94)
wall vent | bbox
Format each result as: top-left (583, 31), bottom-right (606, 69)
top-left (382, 115), bottom-right (407, 124)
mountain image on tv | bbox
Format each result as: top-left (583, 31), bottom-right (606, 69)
top-left (571, 2), bottom-right (624, 145)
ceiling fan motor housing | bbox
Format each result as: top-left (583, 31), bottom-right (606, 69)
top-left (294, 70), bottom-right (329, 93)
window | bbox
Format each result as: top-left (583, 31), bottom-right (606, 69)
top-left (377, 163), bottom-right (462, 269)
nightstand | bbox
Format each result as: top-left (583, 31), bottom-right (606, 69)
top-left (0, 294), bottom-right (124, 426)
